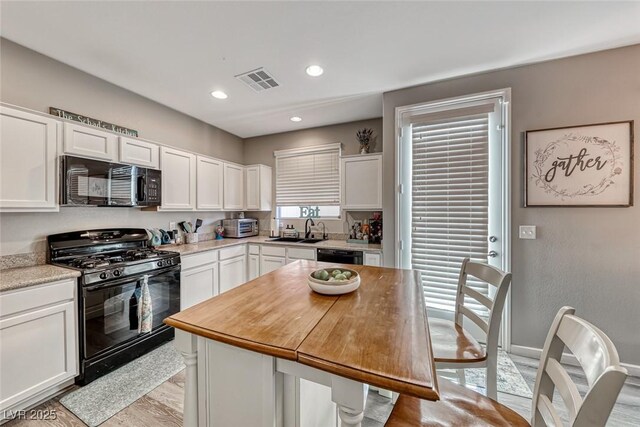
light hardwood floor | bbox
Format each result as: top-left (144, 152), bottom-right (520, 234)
top-left (5, 356), bottom-right (639, 426)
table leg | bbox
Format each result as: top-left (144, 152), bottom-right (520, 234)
top-left (174, 330), bottom-right (198, 427)
top-left (331, 375), bottom-right (368, 427)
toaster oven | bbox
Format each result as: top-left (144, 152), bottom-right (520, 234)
top-left (222, 219), bottom-right (258, 238)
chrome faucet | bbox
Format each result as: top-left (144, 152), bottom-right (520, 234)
top-left (304, 218), bottom-right (315, 239)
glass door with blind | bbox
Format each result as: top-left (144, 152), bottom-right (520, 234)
top-left (396, 89), bottom-right (511, 347)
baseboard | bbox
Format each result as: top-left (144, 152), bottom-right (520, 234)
top-left (510, 344), bottom-right (640, 378)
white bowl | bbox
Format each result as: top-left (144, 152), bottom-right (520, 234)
top-left (307, 268), bottom-right (360, 295)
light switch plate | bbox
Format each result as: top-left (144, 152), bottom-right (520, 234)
top-left (519, 225), bottom-right (537, 239)
top-left (169, 221), bottom-right (177, 231)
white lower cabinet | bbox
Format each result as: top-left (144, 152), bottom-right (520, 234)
top-left (0, 279), bottom-right (78, 415)
top-left (181, 263), bottom-right (219, 310)
top-left (260, 255), bottom-right (286, 275)
top-left (180, 251), bottom-right (219, 309)
top-left (260, 245), bottom-right (286, 274)
top-left (248, 254), bottom-right (260, 281)
top-left (219, 255), bottom-right (247, 293)
top-left (286, 247), bottom-right (316, 264)
top-left (364, 252), bottom-right (382, 267)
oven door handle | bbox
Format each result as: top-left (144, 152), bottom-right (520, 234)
top-left (84, 265), bottom-right (180, 292)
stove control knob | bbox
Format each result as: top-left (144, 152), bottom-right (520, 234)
top-left (99, 272), bottom-right (108, 280)
top-left (157, 261), bottom-right (164, 267)
top-left (113, 269), bottom-right (121, 277)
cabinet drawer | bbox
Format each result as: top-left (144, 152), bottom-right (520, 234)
top-left (287, 247), bottom-right (315, 261)
top-left (219, 244), bottom-right (246, 260)
top-left (0, 279), bottom-right (75, 319)
top-left (248, 244), bottom-right (260, 255)
top-left (261, 245), bottom-right (286, 257)
top-left (181, 250), bottom-right (218, 270)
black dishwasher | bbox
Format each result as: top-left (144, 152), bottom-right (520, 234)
top-left (317, 248), bottom-right (363, 265)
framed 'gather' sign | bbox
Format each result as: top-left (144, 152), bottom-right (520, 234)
top-left (525, 121), bottom-right (634, 207)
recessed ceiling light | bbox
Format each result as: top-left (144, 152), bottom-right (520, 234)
top-left (305, 65), bottom-right (324, 77)
top-left (210, 90), bottom-right (228, 99)
top-left (290, 116), bottom-right (302, 122)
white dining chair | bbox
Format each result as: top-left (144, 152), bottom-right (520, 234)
top-left (429, 257), bottom-right (512, 399)
top-left (386, 306), bottom-right (629, 426)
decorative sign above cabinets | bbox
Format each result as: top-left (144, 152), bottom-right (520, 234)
top-left (49, 107), bottom-right (138, 137)
top-left (525, 120), bottom-right (634, 207)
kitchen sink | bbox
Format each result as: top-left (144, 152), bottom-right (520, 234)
top-left (298, 238), bottom-right (324, 244)
top-left (266, 237), bottom-right (325, 244)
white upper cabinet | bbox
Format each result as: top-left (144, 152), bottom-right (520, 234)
top-left (196, 156), bottom-right (224, 210)
top-left (161, 146), bottom-right (196, 210)
top-left (0, 106), bottom-right (59, 212)
top-left (223, 162), bottom-right (245, 210)
top-left (119, 137), bottom-right (159, 169)
top-left (245, 164), bottom-right (272, 211)
top-left (341, 153), bottom-right (383, 210)
top-left (63, 122), bottom-right (118, 161)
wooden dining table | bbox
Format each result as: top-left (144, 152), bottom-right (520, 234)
top-left (165, 260), bottom-right (439, 427)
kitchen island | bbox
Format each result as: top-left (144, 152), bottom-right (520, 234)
top-left (164, 260), bottom-right (438, 427)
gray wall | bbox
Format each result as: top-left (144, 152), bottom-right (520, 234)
top-left (383, 44), bottom-right (640, 364)
top-left (0, 39), bottom-right (240, 255)
top-left (244, 118), bottom-right (383, 234)
top-left (243, 118), bottom-right (382, 167)
top-left (0, 38), bottom-right (243, 162)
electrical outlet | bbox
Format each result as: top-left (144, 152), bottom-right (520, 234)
top-left (519, 225), bottom-right (537, 239)
top-left (169, 221), bottom-right (177, 231)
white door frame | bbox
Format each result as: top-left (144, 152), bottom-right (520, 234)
top-left (394, 88), bottom-right (512, 351)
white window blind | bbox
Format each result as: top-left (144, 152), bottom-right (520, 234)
top-left (411, 112), bottom-right (490, 313)
top-left (275, 144), bottom-right (341, 206)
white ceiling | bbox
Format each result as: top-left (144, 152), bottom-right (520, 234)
top-left (1, 2), bottom-right (639, 138)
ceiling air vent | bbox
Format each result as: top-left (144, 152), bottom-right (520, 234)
top-left (235, 67), bottom-right (280, 92)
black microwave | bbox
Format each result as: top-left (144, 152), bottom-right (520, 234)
top-left (60, 155), bottom-right (161, 207)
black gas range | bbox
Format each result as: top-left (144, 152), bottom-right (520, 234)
top-left (48, 228), bottom-right (181, 384)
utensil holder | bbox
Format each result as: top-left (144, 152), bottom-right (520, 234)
top-left (185, 233), bottom-right (199, 244)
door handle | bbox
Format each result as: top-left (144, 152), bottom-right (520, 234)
top-left (488, 251), bottom-right (498, 258)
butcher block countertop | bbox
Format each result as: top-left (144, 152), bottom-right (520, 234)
top-left (165, 260), bottom-right (438, 400)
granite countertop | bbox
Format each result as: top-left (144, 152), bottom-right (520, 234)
top-left (162, 236), bottom-right (382, 256)
top-left (0, 265), bottom-right (80, 293)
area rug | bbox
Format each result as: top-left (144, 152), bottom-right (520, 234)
top-left (60, 342), bottom-right (185, 426)
top-left (441, 350), bottom-right (533, 398)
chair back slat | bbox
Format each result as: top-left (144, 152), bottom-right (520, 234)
top-left (556, 315), bottom-right (618, 387)
top-left (464, 261), bottom-right (506, 287)
top-left (531, 306), bottom-right (628, 427)
top-left (545, 358), bottom-right (582, 422)
top-left (536, 394), bottom-right (564, 427)
top-left (463, 286), bottom-right (493, 310)
top-left (459, 305), bottom-right (488, 334)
